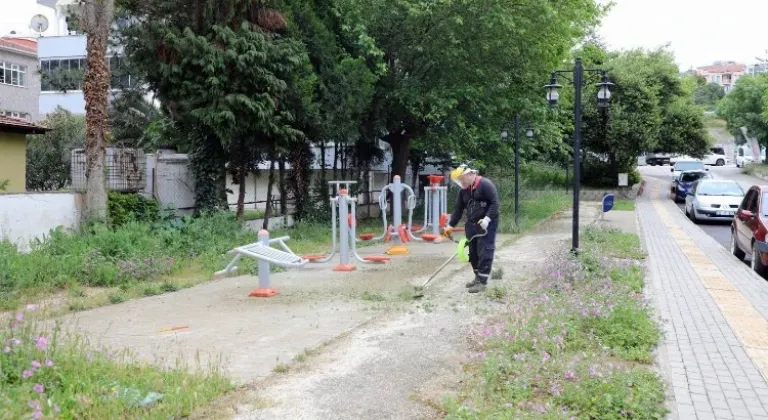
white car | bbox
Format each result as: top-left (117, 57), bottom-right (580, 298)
top-left (684, 179), bottom-right (745, 223)
top-left (702, 152), bottom-right (728, 166)
top-left (736, 155), bottom-right (754, 168)
top-left (671, 160), bottom-right (707, 180)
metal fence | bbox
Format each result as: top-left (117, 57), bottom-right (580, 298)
top-left (70, 147), bottom-right (147, 193)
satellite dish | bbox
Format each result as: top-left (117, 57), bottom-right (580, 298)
top-left (30, 14), bottom-right (49, 34)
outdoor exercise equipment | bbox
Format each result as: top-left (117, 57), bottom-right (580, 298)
top-left (412, 227), bottom-right (488, 299)
top-left (355, 175), bottom-right (418, 255)
top-left (303, 187), bottom-right (391, 271)
top-left (215, 230), bottom-right (308, 297)
top-left (408, 174), bottom-right (451, 242)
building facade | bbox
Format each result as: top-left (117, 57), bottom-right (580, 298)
top-left (38, 35), bottom-right (138, 117)
top-left (0, 37), bottom-right (40, 121)
top-left (695, 61), bottom-right (746, 93)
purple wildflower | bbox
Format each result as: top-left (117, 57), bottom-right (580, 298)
top-left (35, 337), bottom-right (48, 351)
top-left (22, 370), bottom-right (34, 378)
top-left (33, 383), bottom-right (44, 393)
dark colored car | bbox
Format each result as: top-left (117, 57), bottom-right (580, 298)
top-left (730, 185), bottom-right (768, 276)
top-left (671, 170), bottom-right (713, 202)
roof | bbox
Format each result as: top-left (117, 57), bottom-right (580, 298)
top-left (0, 116), bottom-right (50, 135)
top-left (696, 63), bottom-right (746, 74)
top-left (0, 37), bottom-right (37, 56)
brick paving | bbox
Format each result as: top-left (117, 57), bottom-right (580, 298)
top-left (638, 176), bottom-right (768, 419)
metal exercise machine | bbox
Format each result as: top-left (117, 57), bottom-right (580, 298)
top-left (215, 230), bottom-right (308, 297)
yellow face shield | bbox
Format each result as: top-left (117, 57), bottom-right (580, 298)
top-left (450, 165), bottom-right (472, 188)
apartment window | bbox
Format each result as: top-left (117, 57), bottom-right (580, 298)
top-left (0, 62), bottom-right (27, 87)
top-left (40, 58), bottom-right (85, 91)
top-left (40, 56), bottom-right (137, 92)
top-left (0, 110), bottom-right (30, 120)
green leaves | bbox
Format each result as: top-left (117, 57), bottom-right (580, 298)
top-left (717, 74), bottom-right (768, 146)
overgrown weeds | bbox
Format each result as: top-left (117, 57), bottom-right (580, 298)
top-left (444, 228), bottom-right (665, 419)
top-left (0, 212), bottom-right (381, 311)
top-left (0, 305), bottom-right (231, 418)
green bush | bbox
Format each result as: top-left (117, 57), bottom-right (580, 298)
top-left (107, 192), bottom-right (160, 227)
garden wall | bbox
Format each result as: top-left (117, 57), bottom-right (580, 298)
top-left (0, 192), bottom-right (83, 252)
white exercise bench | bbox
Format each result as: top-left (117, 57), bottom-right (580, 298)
top-left (215, 230), bottom-right (308, 297)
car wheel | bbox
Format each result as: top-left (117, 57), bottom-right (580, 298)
top-left (690, 207), bottom-right (699, 223)
top-left (731, 232), bottom-right (745, 260)
top-left (684, 205), bottom-right (690, 217)
top-left (717, 159), bottom-right (725, 166)
top-left (752, 243), bottom-right (768, 277)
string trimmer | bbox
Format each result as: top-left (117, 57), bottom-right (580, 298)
top-left (412, 226), bottom-right (488, 299)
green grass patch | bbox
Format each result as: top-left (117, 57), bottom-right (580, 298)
top-left (1, 309), bottom-right (231, 418)
top-left (582, 226), bottom-right (645, 260)
top-left (240, 209), bottom-right (266, 221)
top-left (612, 199), bottom-right (635, 211)
top-left (743, 163), bottom-right (768, 178)
top-left (0, 212), bottom-right (384, 311)
top-left (444, 228), bottom-right (665, 418)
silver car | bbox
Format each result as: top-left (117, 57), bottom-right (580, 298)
top-left (684, 179), bottom-right (745, 223)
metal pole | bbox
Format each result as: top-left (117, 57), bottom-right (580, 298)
top-left (334, 190), bottom-right (354, 271)
top-left (393, 175), bottom-right (402, 244)
top-left (572, 58), bottom-right (584, 253)
top-left (514, 114), bottom-right (521, 228)
top-left (431, 184), bottom-right (440, 235)
top-left (257, 229), bottom-right (270, 289)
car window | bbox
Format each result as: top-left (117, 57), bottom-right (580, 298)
top-left (681, 172), bottom-right (707, 182)
top-left (763, 193), bottom-right (768, 216)
top-left (697, 182), bottom-right (744, 197)
top-left (742, 190), bottom-right (756, 211)
top-left (674, 161), bottom-right (705, 171)
top-left (747, 191), bottom-right (759, 213)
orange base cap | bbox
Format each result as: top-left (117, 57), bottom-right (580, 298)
top-left (363, 255), bottom-right (391, 263)
top-left (333, 264), bottom-right (357, 272)
top-left (359, 233), bottom-right (375, 241)
top-left (385, 245), bottom-right (410, 256)
top-left (249, 288), bottom-right (279, 297)
top-left (302, 254), bottom-right (326, 262)
top-left (421, 234), bottom-right (439, 242)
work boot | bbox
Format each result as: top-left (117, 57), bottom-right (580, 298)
top-left (465, 278), bottom-right (479, 288)
top-left (467, 282), bottom-right (486, 294)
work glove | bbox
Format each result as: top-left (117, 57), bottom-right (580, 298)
top-left (443, 225), bottom-right (454, 238)
top-left (478, 216), bottom-right (491, 231)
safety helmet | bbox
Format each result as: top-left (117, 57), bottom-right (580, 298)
top-left (450, 164), bottom-right (477, 188)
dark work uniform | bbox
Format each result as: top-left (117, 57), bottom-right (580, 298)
top-left (448, 176), bottom-right (500, 284)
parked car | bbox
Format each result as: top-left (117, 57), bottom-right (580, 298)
top-left (736, 155), bottom-right (754, 168)
top-left (702, 149), bottom-right (729, 166)
top-left (646, 153), bottom-right (672, 166)
top-left (684, 179), bottom-right (745, 223)
top-left (670, 154), bottom-right (694, 165)
top-left (671, 170), bottom-right (713, 202)
top-left (671, 160), bottom-right (707, 181)
top-left (730, 185), bottom-right (768, 276)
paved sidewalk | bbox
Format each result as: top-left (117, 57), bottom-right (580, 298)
top-left (639, 176), bottom-right (768, 420)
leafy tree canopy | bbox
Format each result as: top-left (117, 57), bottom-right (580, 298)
top-left (717, 74), bottom-right (768, 146)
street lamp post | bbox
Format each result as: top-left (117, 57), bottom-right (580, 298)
top-left (501, 116), bottom-right (535, 228)
top-left (545, 57), bottom-right (613, 253)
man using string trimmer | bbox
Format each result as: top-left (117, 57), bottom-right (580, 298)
top-left (443, 163), bottom-right (500, 294)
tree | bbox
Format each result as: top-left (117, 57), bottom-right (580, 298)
top-left (118, 0), bottom-right (308, 213)
top-left (694, 83), bottom-right (725, 107)
top-left (338, 0), bottom-right (605, 180)
top-left (26, 108), bottom-right (87, 191)
top-left (717, 74), bottom-right (768, 147)
top-left (77, 0), bottom-right (115, 221)
top-left (580, 47), bottom-right (709, 186)
top-left (108, 88), bottom-right (162, 149)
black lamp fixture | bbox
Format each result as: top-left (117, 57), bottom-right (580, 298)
top-left (544, 57), bottom-right (613, 253)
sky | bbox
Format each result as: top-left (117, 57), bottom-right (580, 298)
top-left (598, 0), bottom-right (768, 70)
top-left (2, 0), bottom-right (767, 71)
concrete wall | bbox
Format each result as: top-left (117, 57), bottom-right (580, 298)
top-left (0, 46), bottom-right (40, 121)
top-left (0, 192), bottom-right (82, 252)
top-left (0, 132), bottom-right (27, 192)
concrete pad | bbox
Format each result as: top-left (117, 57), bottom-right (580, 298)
top-left (53, 239), bottom-right (465, 384)
top-left (598, 208), bottom-right (638, 234)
